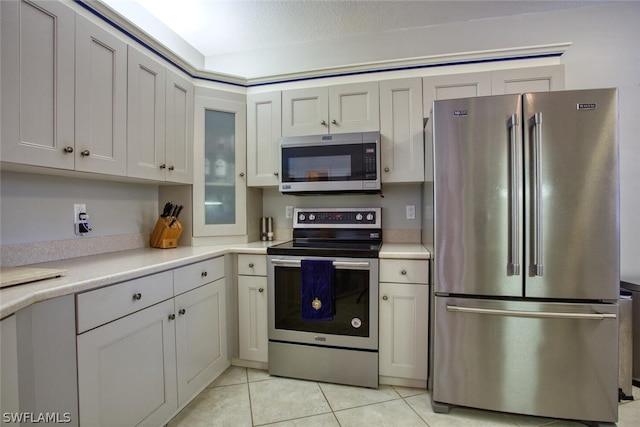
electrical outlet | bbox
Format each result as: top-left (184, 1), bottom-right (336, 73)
top-left (74, 203), bottom-right (91, 235)
top-left (285, 205), bottom-right (293, 219)
top-left (406, 205), bottom-right (416, 220)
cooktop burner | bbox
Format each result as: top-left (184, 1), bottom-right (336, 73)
top-left (267, 207), bottom-right (382, 258)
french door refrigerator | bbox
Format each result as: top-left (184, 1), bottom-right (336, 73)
top-left (432, 89), bottom-right (620, 424)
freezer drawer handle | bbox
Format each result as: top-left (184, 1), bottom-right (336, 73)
top-left (270, 259), bottom-right (370, 269)
top-left (529, 112), bottom-right (544, 276)
top-left (508, 114), bottom-right (521, 276)
top-left (447, 305), bottom-right (616, 320)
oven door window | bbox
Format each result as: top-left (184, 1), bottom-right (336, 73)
top-left (281, 144), bottom-right (363, 183)
top-left (274, 266), bottom-right (370, 337)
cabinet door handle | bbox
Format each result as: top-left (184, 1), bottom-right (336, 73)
top-left (248, 263), bottom-right (254, 268)
top-left (168, 165), bottom-right (175, 171)
top-left (331, 119), bottom-right (337, 125)
top-left (201, 271), bottom-right (208, 278)
top-left (63, 146), bottom-right (74, 153)
top-left (239, 172), bottom-right (245, 177)
top-left (382, 295), bottom-right (388, 301)
top-left (274, 172), bottom-right (279, 176)
top-left (178, 308), bottom-right (186, 315)
top-left (159, 164), bottom-right (166, 169)
top-left (384, 167), bottom-right (390, 172)
top-left (401, 270), bottom-right (407, 275)
top-left (168, 313), bottom-right (176, 320)
top-left (259, 288), bottom-right (264, 293)
top-left (133, 293), bottom-right (142, 300)
top-left (321, 120), bottom-right (327, 126)
top-left (81, 150), bottom-right (90, 157)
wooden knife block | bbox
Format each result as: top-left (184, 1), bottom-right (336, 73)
top-left (150, 216), bottom-right (183, 249)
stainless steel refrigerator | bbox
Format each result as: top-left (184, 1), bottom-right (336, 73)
top-left (431, 89), bottom-right (620, 423)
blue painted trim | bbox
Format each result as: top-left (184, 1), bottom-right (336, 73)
top-left (73, 0), bottom-right (563, 89)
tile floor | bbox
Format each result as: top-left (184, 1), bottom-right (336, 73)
top-left (168, 366), bottom-right (640, 426)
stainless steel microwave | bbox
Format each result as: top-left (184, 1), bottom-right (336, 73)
top-left (279, 131), bottom-right (381, 194)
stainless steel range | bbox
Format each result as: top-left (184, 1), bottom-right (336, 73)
top-left (267, 207), bottom-right (382, 388)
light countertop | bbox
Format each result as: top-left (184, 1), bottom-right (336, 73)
top-left (0, 241), bottom-right (429, 319)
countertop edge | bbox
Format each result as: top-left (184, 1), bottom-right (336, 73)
top-left (1, 241), bottom-right (430, 319)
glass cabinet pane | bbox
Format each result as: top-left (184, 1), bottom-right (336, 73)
top-left (204, 109), bottom-right (236, 225)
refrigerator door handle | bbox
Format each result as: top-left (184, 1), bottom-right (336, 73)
top-left (529, 112), bottom-right (544, 276)
top-left (446, 305), bottom-right (616, 320)
top-left (508, 114), bottom-right (520, 276)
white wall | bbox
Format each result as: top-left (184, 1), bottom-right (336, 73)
top-left (0, 172), bottom-right (158, 245)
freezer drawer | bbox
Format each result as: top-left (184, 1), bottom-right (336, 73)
top-left (433, 297), bottom-right (619, 423)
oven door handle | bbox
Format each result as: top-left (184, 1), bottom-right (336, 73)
top-left (270, 259), bottom-right (370, 269)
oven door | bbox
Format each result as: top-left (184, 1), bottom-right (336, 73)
top-left (267, 255), bottom-right (379, 350)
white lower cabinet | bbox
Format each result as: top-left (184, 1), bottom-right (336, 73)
top-left (378, 259), bottom-right (429, 387)
top-left (1, 315), bottom-right (19, 425)
top-left (175, 279), bottom-right (227, 406)
top-left (76, 258), bottom-right (227, 426)
top-left (237, 254), bottom-right (268, 363)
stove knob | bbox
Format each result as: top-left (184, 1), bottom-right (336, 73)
top-left (299, 213), bottom-right (306, 221)
top-left (366, 213), bottom-right (374, 221)
top-left (355, 213), bottom-right (363, 221)
top-left (309, 214), bottom-right (316, 221)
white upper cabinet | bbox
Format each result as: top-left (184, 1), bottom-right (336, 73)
top-left (75, 15), bottom-right (127, 176)
top-left (246, 91), bottom-right (282, 187)
top-left (1, 0), bottom-right (75, 169)
top-left (422, 72), bottom-right (492, 116)
top-left (127, 46), bottom-right (167, 181)
top-left (165, 70), bottom-right (194, 184)
top-left (379, 78), bottom-right (424, 183)
top-left (282, 82), bottom-right (379, 136)
top-left (490, 65), bottom-right (565, 94)
top-left (193, 95), bottom-right (247, 237)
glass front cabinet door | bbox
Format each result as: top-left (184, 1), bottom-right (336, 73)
top-left (193, 95), bottom-right (247, 236)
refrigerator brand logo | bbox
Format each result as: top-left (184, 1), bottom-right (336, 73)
top-left (453, 110), bottom-right (468, 117)
top-left (321, 135), bottom-right (333, 141)
top-left (577, 103), bottom-right (597, 110)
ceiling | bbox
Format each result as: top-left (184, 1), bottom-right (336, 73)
top-left (102, 0), bottom-right (612, 58)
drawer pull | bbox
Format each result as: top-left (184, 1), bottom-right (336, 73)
top-left (249, 263), bottom-right (254, 268)
top-left (133, 293), bottom-right (142, 300)
top-left (178, 308), bottom-right (186, 315)
top-left (201, 271), bottom-right (208, 278)
top-left (382, 295), bottom-right (388, 301)
top-left (401, 270), bottom-right (407, 275)
top-left (168, 313), bottom-right (175, 321)
top-left (259, 288), bottom-right (264, 293)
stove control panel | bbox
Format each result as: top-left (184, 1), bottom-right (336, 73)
top-left (293, 207), bottom-right (381, 228)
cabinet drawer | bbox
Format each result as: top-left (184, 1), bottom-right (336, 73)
top-left (77, 271), bottom-right (173, 333)
top-left (237, 254), bottom-right (267, 276)
top-left (380, 259), bottom-right (429, 284)
top-left (174, 257), bottom-right (224, 295)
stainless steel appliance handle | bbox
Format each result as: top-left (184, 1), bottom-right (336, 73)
top-left (530, 112), bottom-right (544, 276)
top-left (447, 305), bottom-right (616, 320)
top-left (270, 259), bottom-right (370, 269)
top-left (508, 114), bottom-right (520, 276)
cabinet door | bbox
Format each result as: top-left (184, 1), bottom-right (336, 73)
top-left (238, 275), bottom-right (268, 362)
top-left (422, 72), bottom-right (492, 116)
top-left (1, 315), bottom-right (19, 423)
top-left (193, 96), bottom-right (247, 236)
top-left (380, 78), bottom-right (424, 183)
top-left (379, 282), bottom-right (429, 381)
top-left (165, 70), bottom-right (194, 184)
top-left (77, 299), bottom-right (177, 427)
top-left (75, 15), bottom-right (127, 176)
top-left (175, 279), bottom-right (227, 406)
top-left (247, 91), bottom-right (282, 186)
top-left (491, 65), bottom-right (565, 94)
top-left (282, 87), bottom-right (328, 137)
top-left (127, 46), bottom-right (167, 181)
top-left (328, 82), bottom-right (380, 133)
top-left (1, 0), bottom-right (75, 168)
